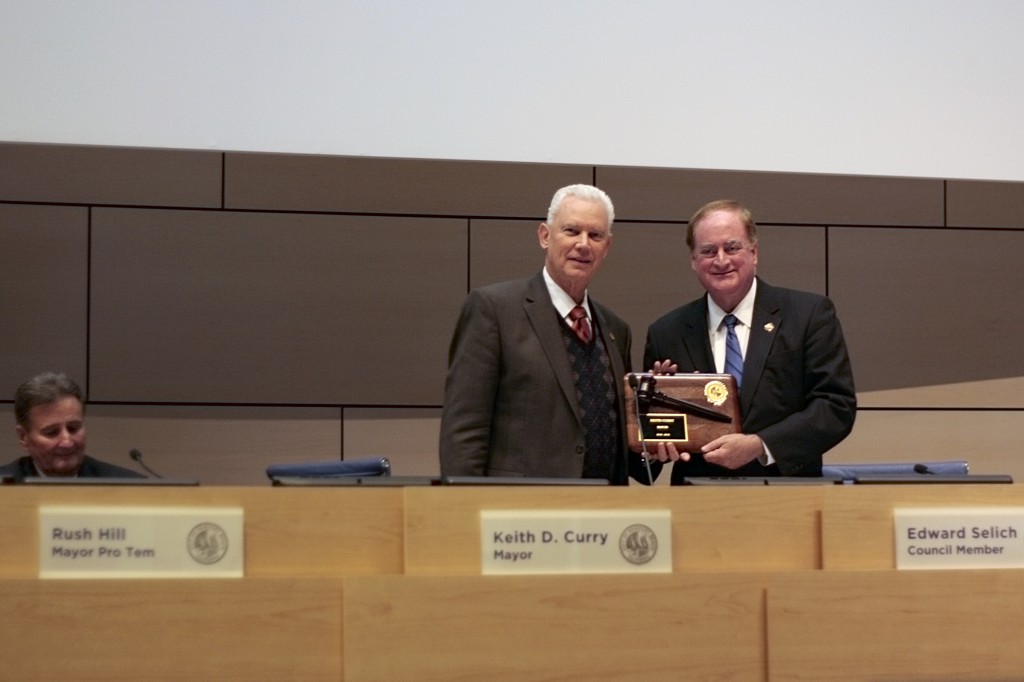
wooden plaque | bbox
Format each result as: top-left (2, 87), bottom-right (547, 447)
top-left (623, 373), bottom-right (741, 453)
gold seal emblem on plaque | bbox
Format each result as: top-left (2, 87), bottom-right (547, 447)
top-left (704, 380), bottom-right (729, 406)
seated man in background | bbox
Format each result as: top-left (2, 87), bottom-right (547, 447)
top-left (0, 372), bottom-right (144, 481)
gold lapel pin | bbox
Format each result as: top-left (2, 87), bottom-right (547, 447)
top-left (763, 323), bottom-right (775, 332)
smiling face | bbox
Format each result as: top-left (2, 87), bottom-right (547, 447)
top-left (16, 396), bottom-right (87, 477)
top-left (538, 195), bottom-right (612, 302)
top-left (690, 208), bottom-right (758, 312)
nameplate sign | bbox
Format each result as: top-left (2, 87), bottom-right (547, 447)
top-left (39, 505), bottom-right (244, 578)
top-left (481, 509), bottom-right (672, 575)
top-left (894, 507), bottom-right (1024, 570)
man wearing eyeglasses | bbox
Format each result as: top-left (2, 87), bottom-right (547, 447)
top-left (643, 199), bottom-right (856, 483)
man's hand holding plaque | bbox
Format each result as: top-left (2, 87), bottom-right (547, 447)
top-left (624, 370), bottom-right (741, 463)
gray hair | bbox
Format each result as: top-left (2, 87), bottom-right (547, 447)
top-left (14, 372), bottom-right (84, 428)
top-left (546, 184), bottom-right (615, 231)
top-left (686, 199), bottom-right (757, 251)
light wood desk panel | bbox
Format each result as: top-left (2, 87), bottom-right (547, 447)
top-left (767, 570), bottom-right (1024, 680)
top-left (343, 573), bottom-right (768, 681)
top-left (0, 578), bottom-right (343, 682)
top-left (404, 486), bottom-right (824, 574)
top-left (0, 486), bottom-right (404, 577)
top-left (821, 484), bottom-right (1024, 570)
top-left (4, 484), bottom-right (1023, 679)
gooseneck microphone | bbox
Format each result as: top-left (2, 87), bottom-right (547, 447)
top-left (129, 449), bottom-right (163, 478)
top-left (628, 374), bottom-right (656, 484)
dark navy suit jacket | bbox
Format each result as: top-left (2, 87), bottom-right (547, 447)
top-left (643, 279), bottom-right (856, 482)
top-left (0, 455), bottom-right (145, 482)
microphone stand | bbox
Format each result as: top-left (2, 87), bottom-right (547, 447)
top-left (129, 449), bottom-right (163, 478)
top-left (628, 375), bottom-right (656, 484)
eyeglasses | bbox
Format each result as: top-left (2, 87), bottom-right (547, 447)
top-left (695, 240), bottom-right (750, 259)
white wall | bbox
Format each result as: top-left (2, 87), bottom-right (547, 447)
top-left (3, 1), bottom-right (1023, 181)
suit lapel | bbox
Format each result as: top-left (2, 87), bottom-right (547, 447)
top-left (681, 297), bottom-right (715, 371)
top-left (742, 281), bottom-right (782, 415)
top-left (523, 272), bottom-right (583, 424)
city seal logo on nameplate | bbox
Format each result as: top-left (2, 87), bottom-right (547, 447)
top-left (480, 509), bottom-right (672, 575)
top-left (894, 507), bottom-right (1024, 570)
top-left (38, 505), bottom-right (244, 578)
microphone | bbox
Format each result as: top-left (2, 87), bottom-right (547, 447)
top-left (129, 448), bottom-right (163, 478)
top-left (913, 463), bottom-right (935, 475)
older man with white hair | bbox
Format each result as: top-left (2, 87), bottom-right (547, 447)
top-left (440, 184), bottom-right (652, 484)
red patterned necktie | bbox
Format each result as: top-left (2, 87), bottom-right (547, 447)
top-left (568, 305), bottom-right (592, 344)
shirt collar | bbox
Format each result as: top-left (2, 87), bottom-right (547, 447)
top-left (542, 267), bottom-right (590, 320)
top-left (707, 278), bottom-right (757, 331)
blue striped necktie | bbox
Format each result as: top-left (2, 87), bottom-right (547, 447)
top-left (723, 314), bottom-right (743, 387)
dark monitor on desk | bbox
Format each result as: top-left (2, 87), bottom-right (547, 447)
top-left (22, 477), bottom-right (199, 486)
top-left (270, 475), bottom-right (609, 486)
top-left (442, 476), bottom-right (610, 486)
top-left (270, 475), bottom-right (441, 486)
top-left (850, 474), bottom-right (1013, 485)
top-left (683, 477), bottom-right (835, 486)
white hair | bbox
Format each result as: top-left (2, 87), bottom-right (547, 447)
top-left (546, 184), bottom-right (615, 231)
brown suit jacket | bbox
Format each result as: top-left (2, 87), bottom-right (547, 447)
top-left (439, 271), bottom-right (648, 484)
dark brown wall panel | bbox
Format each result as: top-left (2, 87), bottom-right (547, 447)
top-left (83, 405), bottom-right (343, 485)
top-left (755, 225), bottom-right (829, 296)
top-left (830, 226), bottom-right (1024, 399)
top-left (6, 141), bottom-right (1024, 484)
top-left (0, 204), bottom-right (88, 395)
top-left (88, 208), bottom-right (465, 404)
top-left (596, 166), bottom-right (945, 226)
top-left (343, 407), bottom-right (442, 477)
top-left (947, 179), bottom-right (1024, 228)
top-left (0, 143), bottom-right (221, 207)
top-left (468, 219), bottom-right (548, 289)
top-left (593, 222), bottom-right (711, 370)
top-left (224, 153), bottom-right (591, 216)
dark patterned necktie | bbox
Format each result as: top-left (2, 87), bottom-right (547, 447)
top-left (723, 314), bottom-right (743, 387)
top-left (568, 305), bottom-right (592, 344)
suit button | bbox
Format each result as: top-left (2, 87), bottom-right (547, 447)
top-left (575, 446), bottom-right (584, 454)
